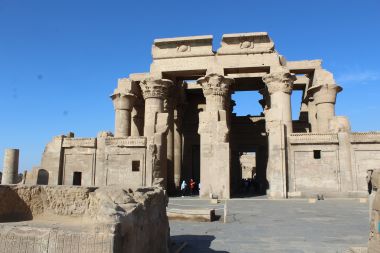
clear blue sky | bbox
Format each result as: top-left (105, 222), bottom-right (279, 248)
top-left (1, 0), bottom-right (379, 171)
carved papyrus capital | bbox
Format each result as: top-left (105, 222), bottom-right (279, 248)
top-left (263, 68), bottom-right (295, 95)
top-left (308, 83), bottom-right (342, 105)
top-left (111, 92), bottom-right (136, 110)
top-left (140, 78), bottom-right (173, 100)
top-left (110, 78), bottom-right (139, 110)
top-left (197, 73), bottom-right (234, 97)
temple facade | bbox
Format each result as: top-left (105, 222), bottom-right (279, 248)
top-left (25, 32), bottom-right (380, 199)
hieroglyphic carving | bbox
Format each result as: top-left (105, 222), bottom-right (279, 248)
top-left (104, 137), bottom-right (147, 147)
top-left (288, 133), bottom-right (339, 144)
top-left (62, 138), bottom-right (96, 148)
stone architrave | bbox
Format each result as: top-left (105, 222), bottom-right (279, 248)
top-left (197, 73), bottom-right (234, 199)
top-left (110, 78), bottom-right (138, 137)
top-left (263, 67), bottom-right (295, 199)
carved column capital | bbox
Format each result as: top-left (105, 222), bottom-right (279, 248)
top-left (110, 90), bottom-right (137, 110)
top-left (262, 68), bottom-right (295, 95)
top-left (140, 78), bottom-right (173, 100)
top-left (308, 83), bottom-right (342, 105)
top-left (197, 73), bottom-right (234, 97)
top-left (110, 78), bottom-right (139, 110)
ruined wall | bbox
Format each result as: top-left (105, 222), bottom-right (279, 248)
top-left (39, 135), bottom-right (148, 188)
top-left (288, 132), bottom-right (380, 197)
top-left (0, 185), bottom-right (169, 253)
top-left (351, 132), bottom-right (380, 192)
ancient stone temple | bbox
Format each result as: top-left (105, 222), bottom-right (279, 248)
top-left (24, 32), bottom-right (380, 199)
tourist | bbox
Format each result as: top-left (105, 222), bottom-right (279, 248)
top-left (180, 180), bottom-right (187, 197)
top-left (189, 179), bottom-right (195, 195)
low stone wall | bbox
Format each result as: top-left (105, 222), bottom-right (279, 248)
top-left (0, 185), bottom-right (169, 253)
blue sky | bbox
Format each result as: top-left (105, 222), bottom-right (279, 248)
top-left (1, 0), bottom-right (379, 170)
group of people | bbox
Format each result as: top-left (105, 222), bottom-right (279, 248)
top-left (240, 175), bottom-right (266, 195)
top-left (180, 179), bottom-right (200, 196)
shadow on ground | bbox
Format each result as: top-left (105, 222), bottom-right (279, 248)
top-left (171, 235), bottom-right (229, 253)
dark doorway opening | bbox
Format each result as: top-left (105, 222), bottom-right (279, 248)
top-left (191, 145), bottom-right (200, 183)
top-left (73, 172), bottom-right (82, 186)
top-left (36, 169), bottom-right (49, 185)
top-left (231, 146), bottom-right (268, 198)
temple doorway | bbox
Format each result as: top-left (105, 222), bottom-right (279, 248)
top-left (73, 172), bottom-right (82, 186)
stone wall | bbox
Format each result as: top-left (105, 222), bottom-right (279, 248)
top-left (0, 185), bottom-right (169, 253)
top-left (36, 135), bottom-right (149, 188)
top-left (288, 132), bottom-right (380, 197)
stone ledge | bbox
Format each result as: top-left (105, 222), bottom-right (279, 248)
top-left (289, 133), bottom-right (339, 144)
top-left (167, 208), bottom-right (216, 222)
top-left (351, 132), bottom-right (380, 143)
top-left (62, 138), bottom-right (97, 148)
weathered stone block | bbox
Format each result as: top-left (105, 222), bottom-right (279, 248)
top-left (0, 185), bottom-right (169, 253)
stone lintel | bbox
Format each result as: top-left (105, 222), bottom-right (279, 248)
top-left (293, 75), bottom-right (309, 86)
top-left (287, 60), bottom-right (322, 73)
top-left (152, 35), bottom-right (214, 59)
top-left (226, 72), bottom-right (267, 79)
top-left (129, 72), bottom-right (150, 82)
top-left (217, 32), bottom-right (274, 55)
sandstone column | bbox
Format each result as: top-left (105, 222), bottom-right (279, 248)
top-left (262, 67), bottom-right (295, 198)
top-left (172, 83), bottom-right (187, 190)
top-left (131, 97), bottom-right (144, 137)
top-left (140, 78), bottom-right (173, 187)
top-left (263, 68), bottom-right (295, 133)
top-left (307, 97), bottom-right (318, 132)
top-left (173, 108), bottom-right (183, 190)
top-left (2, 148), bottom-right (19, 184)
top-left (110, 78), bottom-right (137, 137)
top-left (198, 73), bottom-right (234, 199)
top-left (165, 91), bottom-right (175, 193)
top-left (309, 83), bottom-right (342, 133)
